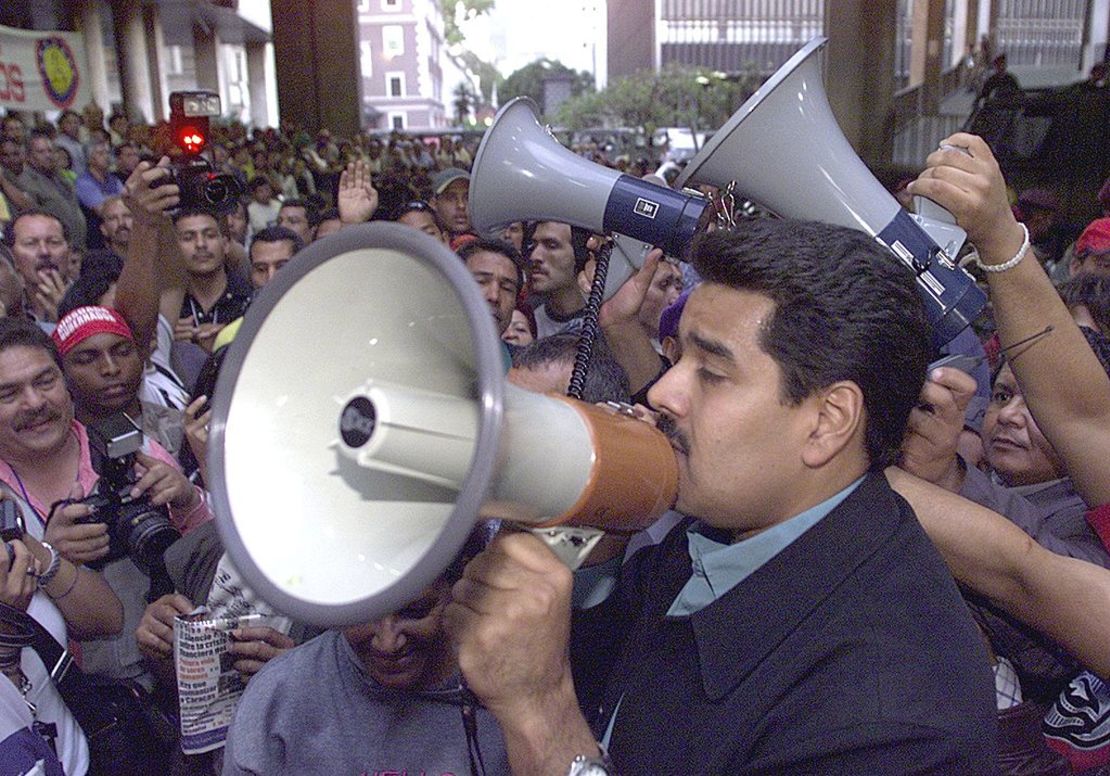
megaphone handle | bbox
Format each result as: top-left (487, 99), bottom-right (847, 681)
top-left (567, 242), bottom-right (612, 401)
top-left (530, 527), bottom-right (606, 570)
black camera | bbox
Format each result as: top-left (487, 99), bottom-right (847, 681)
top-left (163, 90), bottom-right (243, 215)
top-left (76, 414), bottom-right (180, 576)
top-left (161, 159), bottom-right (243, 216)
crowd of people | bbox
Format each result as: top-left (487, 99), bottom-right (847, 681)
top-left (0, 93), bottom-right (1108, 776)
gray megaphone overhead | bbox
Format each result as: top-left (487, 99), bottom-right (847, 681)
top-left (208, 223), bottom-right (677, 627)
top-left (677, 36), bottom-right (985, 346)
top-left (470, 97), bottom-right (708, 296)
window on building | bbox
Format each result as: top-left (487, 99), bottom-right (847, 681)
top-left (383, 0), bottom-right (401, 10)
top-left (167, 45), bottom-right (184, 75)
top-left (387, 72), bottom-right (404, 97)
top-left (357, 0), bottom-right (371, 12)
top-left (383, 25), bottom-right (404, 58)
top-left (390, 112), bottom-right (405, 130)
top-left (360, 41), bottom-right (373, 77)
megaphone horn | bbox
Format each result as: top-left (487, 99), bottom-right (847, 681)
top-left (209, 223), bottom-right (677, 627)
top-left (470, 97), bottom-right (708, 261)
top-left (677, 36), bottom-right (986, 347)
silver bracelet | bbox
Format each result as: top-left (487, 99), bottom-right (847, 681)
top-left (36, 542), bottom-right (62, 589)
top-left (974, 223), bottom-right (1030, 273)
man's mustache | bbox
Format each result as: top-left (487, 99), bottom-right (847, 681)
top-left (15, 407), bottom-right (60, 431)
top-left (657, 415), bottom-right (689, 455)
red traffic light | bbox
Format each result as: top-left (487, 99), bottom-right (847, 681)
top-left (176, 124), bottom-right (207, 155)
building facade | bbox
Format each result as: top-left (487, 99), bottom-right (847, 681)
top-left (357, 0), bottom-right (474, 130)
top-left (0, 0), bottom-right (276, 127)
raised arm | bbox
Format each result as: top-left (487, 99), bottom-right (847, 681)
top-left (888, 467), bottom-right (1110, 678)
top-left (909, 133), bottom-right (1110, 505)
top-left (116, 158), bottom-right (181, 358)
top-left (598, 247), bottom-right (669, 397)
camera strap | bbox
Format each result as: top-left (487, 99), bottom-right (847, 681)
top-left (0, 601), bottom-right (120, 739)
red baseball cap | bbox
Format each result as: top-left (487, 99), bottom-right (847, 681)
top-left (1077, 218), bottom-right (1110, 257)
top-left (52, 306), bottom-right (135, 357)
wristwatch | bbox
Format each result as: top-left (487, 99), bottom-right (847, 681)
top-left (567, 745), bottom-right (614, 776)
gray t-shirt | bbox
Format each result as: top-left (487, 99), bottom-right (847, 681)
top-left (223, 629), bottom-right (509, 775)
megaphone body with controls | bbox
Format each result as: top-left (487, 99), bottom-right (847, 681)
top-left (676, 36), bottom-right (985, 346)
top-left (209, 223), bottom-right (677, 627)
top-left (469, 97), bottom-right (708, 299)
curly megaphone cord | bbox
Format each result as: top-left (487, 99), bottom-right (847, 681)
top-left (567, 240), bottom-right (613, 401)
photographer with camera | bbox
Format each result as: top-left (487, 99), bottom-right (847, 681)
top-left (0, 318), bottom-right (128, 774)
top-left (0, 316), bottom-right (209, 708)
top-left (115, 157), bottom-right (251, 358)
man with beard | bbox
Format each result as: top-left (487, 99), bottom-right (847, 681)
top-left (98, 195), bottom-right (133, 258)
top-left (3, 210), bottom-right (71, 323)
top-left (526, 221), bottom-right (590, 338)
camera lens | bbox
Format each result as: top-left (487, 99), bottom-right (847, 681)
top-left (203, 177), bottom-right (230, 205)
top-left (121, 503), bottom-right (180, 575)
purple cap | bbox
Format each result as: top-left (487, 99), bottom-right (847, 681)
top-left (659, 288), bottom-right (692, 341)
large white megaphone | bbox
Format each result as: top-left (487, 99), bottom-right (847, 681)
top-left (208, 223), bottom-right (677, 627)
top-left (677, 36), bottom-right (986, 347)
top-left (470, 97), bottom-right (708, 298)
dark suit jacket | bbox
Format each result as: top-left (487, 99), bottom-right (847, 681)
top-left (572, 472), bottom-right (999, 774)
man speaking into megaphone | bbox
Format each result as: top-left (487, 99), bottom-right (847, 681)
top-left (445, 220), bottom-right (998, 775)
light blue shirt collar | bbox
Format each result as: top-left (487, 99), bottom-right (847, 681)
top-left (667, 477), bottom-right (865, 617)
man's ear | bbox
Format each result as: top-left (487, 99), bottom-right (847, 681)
top-left (801, 380), bottom-right (865, 468)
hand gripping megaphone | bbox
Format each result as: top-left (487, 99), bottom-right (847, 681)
top-left (676, 36), bottom-right (986, 347)
top-left (208, 223), bottom-right (677, 627)
top-left (469, 97), bottom-right (709, 299)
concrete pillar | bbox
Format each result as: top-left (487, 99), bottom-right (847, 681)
top-left (111, 0), bottom-right (155, 122)
top-left (964, 0), bottom-right (981, 54)
top-left (909, 0), bottom-right (945, 111)
top-left (77, 0), bottom-right (111, 113)
top-left (823, 0), bottom-right (899, 166)
top-left (1085, 0), bottom-right (1110, 72)
top-left (193, 23), bottom-right (221, 94)
top-left (952, 0), bottom-right (971, 68)
top-left (270, 0), bottom-right (360, 137)
top-left (245, 41), bottom-right (270, 129)
top-left (142, 4), bottom-right (170, 120)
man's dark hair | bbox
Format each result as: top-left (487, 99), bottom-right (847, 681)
top-left (250, 225), bottom-right (305, 256)
top-left (524, 221), bottom-right (592, 275)
top-left (2, 209), bottom-right (70, 248)
top-left (389, 199), bottom-right (447, 233)
top-left (172, 206), bottom-right (229, 237)
top-left (458, 237), bottom-right (525, 292)
top-left (1059, 272), bottom-right (1110, 336)
top-left (511, 333), bottom-right (631, 404)
top-left (317, 207), bottom-right (340, 223)
top-left (28, 128), bottom-right (53, 147)
top-left (57, 253), bottom-right (124, 318)
top-left (0, 317), bottom-right (61, 369)
top-left (690, 219), bottom-right (930, 469)
top-left (279, 198), bottom-right (321, 227)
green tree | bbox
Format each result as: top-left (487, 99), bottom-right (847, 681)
top-left (453, 82), bottom-right (479, 126)
top-left (500, 58), bottom-right (595, 113)
top-left (439, 1), bottom-right (500, 106)
top-left (555, 65), bottom-right (762, 153)
top-left (440, 0), bottom-right (496, 47)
